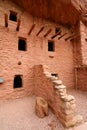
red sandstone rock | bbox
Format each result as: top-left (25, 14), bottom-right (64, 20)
top-left (35, 97), bottom-right (48, 118)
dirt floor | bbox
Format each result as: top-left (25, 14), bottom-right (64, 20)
top-left (0, 96), bottom-right (65, 130)
top-left (0, 88), bottom-right (87, 130)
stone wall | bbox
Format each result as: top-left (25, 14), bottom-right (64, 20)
top-left (0, 0), bottom-right (75, 100)
top-left (80, 21), bottom-right (87, 65)
top-left (76, 66), bottom-right (87, 90)
top-left (74, 22), bottom-right (87, 91)
top-left (33, 65), bottom-right (82, 128)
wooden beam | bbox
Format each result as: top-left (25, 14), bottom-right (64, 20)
top-left (44, 29), bottom-right (52, 37)
top-left (58, 33), bottom-right (67, 40)
top-left (36, 26), bottom-right (44, 36)
top-left (65, 34), bottom-right (76, 41)
top-left (28, 24), bottom-right (35, 35)
top-left (51, 31), bottom-right (61, 39)
top-left (5, 13), bottom-right (8, 27)
top-left (70, 35), bottom-right (80, 41)
top-left (16, 19), bottom-right (21, 31)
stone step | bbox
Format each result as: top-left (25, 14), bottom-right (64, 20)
top-left (61, 95), bottom-right (75, 102)
top-left (53, 80), bottom-right (63, 85)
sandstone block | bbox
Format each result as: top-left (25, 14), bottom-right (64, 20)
top-left (61, 102), bottom-right (71, 109)
top-left (61, 95), bottom-right (75, 102)
top-left (35, 97), bottom-right (48, 118)
top-left (44, 71), bottom-right (51, 76)
top-left (65, 115), bottom-right (83, 128)
top-left (54, 84), bottom-right (65, 89)
top-left (50, 76), bottom-right (58, 81)
top-left (61, 102), bottom-right (76, 110)
top-left (63, 109), bottom-right (74, 115)
top-left (59, 91), bottom-right (66, 96)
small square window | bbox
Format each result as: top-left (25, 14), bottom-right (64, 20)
top-left (48, 41), bottom-right (55, 52)
top-left (18, 38), bottom-right (27, 51)
top-left (9, 10), bottom-right (17, 22)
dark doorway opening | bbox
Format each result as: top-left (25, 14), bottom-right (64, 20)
top-left (48, 41), bottom-right (55, 52)
top-left (14, 75), bottom-right (22, 88)
top-left (9, 11), bottom-right (17, 22)
top-left (18, 38), bottom-right (26, 51)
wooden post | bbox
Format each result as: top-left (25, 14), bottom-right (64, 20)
top-left (35, 97), bottom-right (48, 118)
top-left (28, 24), bottom-right (35, 35)
top-left (5, 13), bottom-right (8, 27)
top-left (44, 29), bottom-right (52, 37)
top-left (36, 26), bottom-right (44, 36)
top-left (16, 19), bottom-right (21, 31)
top-left (75, 68), bottom-right (78, 90)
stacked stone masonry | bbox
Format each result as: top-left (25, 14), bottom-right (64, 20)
top-left (33, 65), bottom-right (83, 128)
top-left (0, 0), bottom-right (85, 128)
top-left (0, 0), bottom-right (76, 100)
top-left (75, 66), bottom-right (87, 90)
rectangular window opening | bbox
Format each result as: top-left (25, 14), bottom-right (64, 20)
top-left (18, 37), bottom-right (27, 51)
top-left (48, 40), bottom-right (55, 52)
top-left (51, 73), bottom-right (58, 77)
top-left (9, 10), bottom-right (17, 22)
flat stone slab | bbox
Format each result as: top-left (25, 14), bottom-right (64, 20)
top-left (55, 85), bottom-right (66, 89)
top-left (44, 72), bottom-right (51, 76)
top-left (53, 80), bottom-right (63, 85)
top-left (50, 76), bottom-right (58, 81)
top-left (61, 95), bottom-right (75, 102)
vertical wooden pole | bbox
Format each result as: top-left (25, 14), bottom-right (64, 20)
top-left (16, 19), bottom-right (21, 31)
top-left (75, 68), bottom-right (78, 90)
top-left (5, 13), bottom-right (8, 27)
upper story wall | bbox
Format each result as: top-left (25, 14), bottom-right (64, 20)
top-left (80, 21), bottom-right (87, 65)
top-left (0, 0), bottom-right (75, 99)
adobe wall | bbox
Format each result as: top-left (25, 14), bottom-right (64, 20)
top-left (75, 22), bottom-right (87, 90)
top-left (76, 67), bottom-right (87, 90)
top-left (0, 0), bottom-right (75, 100)
top-left (80, 21), bottom-right (87, 65)
top-left (33, 65), bottom-right (82, 128)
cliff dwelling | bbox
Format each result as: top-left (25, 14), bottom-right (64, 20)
top-left (0, 0), bottom-right (87, 130)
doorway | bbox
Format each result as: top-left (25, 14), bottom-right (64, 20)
top-left (13, 75), bottom-right (22, 88)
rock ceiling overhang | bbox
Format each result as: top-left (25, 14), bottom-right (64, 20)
top-left (12, 0), bottom-right (87, 26)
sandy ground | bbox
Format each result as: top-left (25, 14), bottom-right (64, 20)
top-left (0, 88), bottom-right (87, 130)
top-left (0, 96), bottom-right (65, 130)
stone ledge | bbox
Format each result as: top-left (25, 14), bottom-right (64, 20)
top-left (61, 95), bottom-right (75, 102)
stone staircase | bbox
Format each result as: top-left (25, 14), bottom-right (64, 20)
top-left (43, 70), bottom-right (83, 128)
top-left (33, 65), bottom-right (83, 128)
